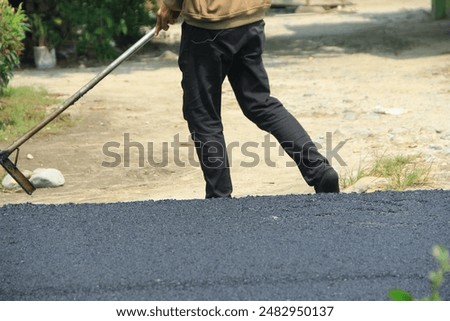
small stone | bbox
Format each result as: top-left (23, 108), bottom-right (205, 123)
top-left (1, 169), bottom-right (34, 190)
top-left (30, 168), bottom-right (65, 188)
top-left (441, 133), bottom-right (450, 141)
top-left (26, 153), bottom-right (34, 160)
top-left (373, 106), bottom-right (406, 116)
top-left (368, 112), bottom-right (381, 119)
top-left (429, 144), bottom-right (443, 150)
top-left (2, 174), bottom-right (20, 190)
top-left (343, 112), bottom-right (357, 121)
top-left (385, 108), bottom-right (406, 115)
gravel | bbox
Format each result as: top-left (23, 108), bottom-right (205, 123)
top-left (1, 190), bottom-right (449, 300)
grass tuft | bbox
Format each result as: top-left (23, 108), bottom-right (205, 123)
top-left (370, 154), bottom-right (430, 190)
top-left (340, 162), bottom-right (369, 189)
top-left (340, 153), bottom-right (431, 191)
top-left (0, 86), bottom-right (72, 143)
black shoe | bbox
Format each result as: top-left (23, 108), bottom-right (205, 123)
top-left (314, 168), bottom-right (340, 193)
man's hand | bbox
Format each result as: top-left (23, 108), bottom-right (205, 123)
top-left (155, 1), bottom-right (180, 36)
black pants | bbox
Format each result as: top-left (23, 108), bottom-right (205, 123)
top-left (178, 21), bottom-right (330, 198)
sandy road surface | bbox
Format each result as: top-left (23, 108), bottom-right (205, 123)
top-left (1, 0), bottom-right (449, 204)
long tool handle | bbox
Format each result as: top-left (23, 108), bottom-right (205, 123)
top-left (4, 28), bottom-right (156, 154)
top-left (1, 28), bottom-right (156, 195)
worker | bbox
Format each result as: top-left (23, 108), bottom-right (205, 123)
top-left (155, 0), bottom-right (340, 198)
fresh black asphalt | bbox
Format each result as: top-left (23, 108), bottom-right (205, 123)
top-left (1, 190), bottom-right (449, 301)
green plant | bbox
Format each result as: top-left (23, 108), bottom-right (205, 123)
top-left (340, 153), bottom-right (431, 191)
top-left (0, 1), bottom-right (29, 95)
top-left (389, 245), bottom-right (450, 301)
top-left (56, 0), bottom-right (155, 60)
top-left (28, 11), bottom-right (63, 50)
top-left (30, 13), bottom-right (47, 47)
top-left (0, 86), bottom-right (61, 142)
top-left (370, 154), bottom-right (430, 190)
top-left (340, 158), bottom-right (369, 189)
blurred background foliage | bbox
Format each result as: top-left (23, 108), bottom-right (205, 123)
top-left (8, 0), bottom-right (157, 62)
top-left (0, 1), bottom-right (29, 94)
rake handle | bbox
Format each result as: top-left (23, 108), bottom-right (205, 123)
top-left (0, 28), bottom-right (156, 195)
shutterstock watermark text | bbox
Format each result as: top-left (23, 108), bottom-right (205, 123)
top-left (101, 132), bottom-right (347, 169)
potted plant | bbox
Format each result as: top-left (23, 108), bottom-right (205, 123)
top-left (30, 13), bottom-right (56, 69)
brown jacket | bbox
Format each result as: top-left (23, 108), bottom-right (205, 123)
top-left (163, 0), bottom-right (271, 29)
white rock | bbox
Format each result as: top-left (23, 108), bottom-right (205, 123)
top-left (368, 112), bottom-right (381, 120)
top-left (23, 170), bottom-right (33, 178)
top-left (373, 106), bottom-right (406, 116)
top-left (26, 154), bottom-right (34, 160)
top-left (30, 168), bottom-right (65, 188)
top-left (2, 174), bottom-right (20, 190)
top-left (385, 108), bottom-right (406, 116)
top-left (1, 169), bottom-right (34, 190)
top-left (429, 144), bottom-right (443, 150)
top-left (343, 112), bottom-right (357, 121)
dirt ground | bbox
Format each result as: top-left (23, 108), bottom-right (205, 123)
top-left (1, 0), bottom-right (449, 204)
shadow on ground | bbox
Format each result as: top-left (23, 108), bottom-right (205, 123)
top-left (265, 10), bottom-right (450, 59)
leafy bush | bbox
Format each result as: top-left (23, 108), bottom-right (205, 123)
top-left (56, 0), bottom-right (155, 60)
top-left (0, 1), bottom-right (29, 95)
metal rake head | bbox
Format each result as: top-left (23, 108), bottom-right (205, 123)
top-left (0, 150), bottom-right (36, 195)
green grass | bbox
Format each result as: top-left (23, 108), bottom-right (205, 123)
top-left (340, 154), bottom-right (431, 191)
top-left (0, 86), bottom-right (71, 143)
top-left (0, 86), bottom-right (77, 180)
top-left (340, 162), bottom-right (369, 189)
top-left (370, 154), bottom-right (430, 190)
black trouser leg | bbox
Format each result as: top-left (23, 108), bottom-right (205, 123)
top-left (227, 21), bottom-right (329, 186)
top-left (178, 23), bottom-right (232, 198)
top-left (178, 21), bottom-right (332, 198)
